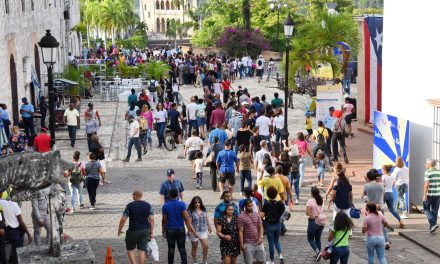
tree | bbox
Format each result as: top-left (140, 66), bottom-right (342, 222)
top-left (146, 61), bottom-right (171, 80)
top-left (242, 0), bottom-right (251, 31)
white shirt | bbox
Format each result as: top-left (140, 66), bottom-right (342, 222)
top-left (154, 110), bottom-right (167, 123)
top-left (186, 102), bottom-right (198, 120)
top-left (343, 103), bottom-right (354, 115)
top-left (129, 120), bottom-right (140, 138)
top-left (0, 200), bottom-right (21, 228)
top-left (255, 148), bottom-right (270, 165)
top-left (214, 83), bottom-right (222, 95)
top-left (247, 57), bottom-right (253, 67)
top-left (382, 174), bottom-right (396, 193)
top-left (392, 167), bottom-right (409, 185)
top-left (172, 83), bottom-right (179, 93)
top-left (273, 115), bottom-right (284, 130)
top-left (185, 136), bottom-right (204, 151)
top-left (194, 158), bottom-right (204, 173)
top-left (64, 109), bottom-right (79, 126)
top-left (241, 56), bottom-right (248, 65)
top-left (255, 116), bottom-right (272, 136)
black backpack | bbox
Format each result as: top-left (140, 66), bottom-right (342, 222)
top-left (258, 59), bottom-right (263, 66)
top-left (290, 156), bottom-right (299, 174)
top-left (317, 129), bottom-right (326, 146)
top-left (148, 80), bottom-right (157, 92)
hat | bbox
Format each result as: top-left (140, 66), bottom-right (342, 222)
top-left (21, 97), bottom-right (28, 102)
top-left (329, 106), bottom-right (335, 112)
top-left (40, 128), bottom-right (47, 132)
top-left (166, 169), bottom-right (175, 176)
top-left (259, 55), bottom-right (263, 58)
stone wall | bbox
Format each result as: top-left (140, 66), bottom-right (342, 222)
top-left (0, 0), bottom-right (80, 123)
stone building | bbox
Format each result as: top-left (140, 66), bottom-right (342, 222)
top-left (0, 0), bottom-right (80, 124)
top-left (139, 0), bottom-right (198, 40)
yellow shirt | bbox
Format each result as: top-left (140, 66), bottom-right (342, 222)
top-left (306, 117), bottom-right (313, 129)
top-left (259, 176), bottom-right (284, 201)
top-left (312, 127), bottom-right (329, 142)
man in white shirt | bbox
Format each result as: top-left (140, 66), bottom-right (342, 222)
top-left (64, 103), bottom-right (80, 147)
top-left (254, 140), bottom-right (270, 183)
top-left (273, 111), bottom-right (284, 143)
top-left (184, 130), bottom-right (204, 178)
top-left (241, 55), bottom-right (248, 77)
top-left (122, 115), bottom-right (142, 162)
top-left (186, 96), bottom-right (199, 136)
top-left (255, 112), bottom-right (273, 152)
top-left (256, 55), bottom-right (265, 82)
top-left (0, 187), bottom-right (32, 264)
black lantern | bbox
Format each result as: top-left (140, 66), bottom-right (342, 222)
top-left (38, 30), bottom-right (59, 66)
top-left (283, 14), bottom-right (295, 39)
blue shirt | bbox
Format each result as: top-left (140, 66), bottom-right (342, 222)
top-left (214, 202), bottom-right (239, 220)
top-left (123, 200), bottom-right (154, 231)
top-left (252, 102), bottom-right (262, 115)
top-left (21, 103), bottom-right (34, 118)
top-left (0, 109), bottom-right (9, 121)
top-left (322, 113), bottom-right (335, 129)
top-left (162, 199), bottom-right (187, 229)
top-left (216, 149), bottom-right (238, 174)
top-left (159, 179), bottom-right (184, 202)
top-left (238, 197), bottom-right (259, 211)
top-left (209, 128), bottom-right (228, 147)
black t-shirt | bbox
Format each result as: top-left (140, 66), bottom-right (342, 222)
top-left (236, 130), bottom-right (253, 147)
top-left (168, 109), bottom-right (181, 128)
top-left (262, 200), bottom-right (285, 224)
top-left (246, 118), bottom-right (256, 130)
top-left (250, 135), bottom-right (263, 153)
top-left (276, 161), bottom-right (292, 176)
top-left (123, 200), bottom-right (154, 231)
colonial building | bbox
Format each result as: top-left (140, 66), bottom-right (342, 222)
top-left (0, 0), bottom-right (80, 123)
top-left (139, 0), bottom-right (198, 40)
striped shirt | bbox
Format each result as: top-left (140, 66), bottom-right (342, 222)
top-left (238, 211), bottom-right (261, 243)
top-left (189, 210), bottom-right (208, 232)
top-left (425, 168), bottom-right (440, 196)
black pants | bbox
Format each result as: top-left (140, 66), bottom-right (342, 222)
top-left (40, 110), bottom-right (46, 129)
top-left (5, 227), bottom-right (23, 264)
top-left (87, 133), bottom-right (93, 152)
top-left (22, 117), bottom-right (34, 138)
top-left (86, 178), bottom-right (100, 206)
top-left (331, 132), bottom-right (347, 161)
top-left (326, 128), bottom-right (336, 156)
top-left (67, 125), bottom-right (77, 146)
top-left (166, 228), bottom-right (187, 264)
top-left (2, 119), bottom-right (10, 139)
top-left (0, 235), bottom-right (6, 264)
top-left (223, 90), bottom-right (230, 104)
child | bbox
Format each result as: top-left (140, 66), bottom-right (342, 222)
top-left (316, 152), bottom-right (326, 186)
top-left (193, 151), bottom-right (204, 189)
top-left (305, 113), bottom-right (313, 141)
top-left (252, 183), bottom-right (263, 212)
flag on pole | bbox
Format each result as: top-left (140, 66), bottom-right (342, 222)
top-left (364, 16), bottom-right (383, 123)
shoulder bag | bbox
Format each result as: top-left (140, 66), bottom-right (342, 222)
top-left (320, 228), bottom-right (349, 260)
top-left (83, 161), bottom-right (97, 188)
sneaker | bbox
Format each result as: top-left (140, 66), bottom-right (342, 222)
top-left (122, 158), bottom-right (129, 162)
top-left (315, 252), bottom-right (323, 262)
top-left (80, 204), bottom-right (84, 209)
top-left (279, 257), bottom-right (284, 264)
top-left (99, 181), bottom-right (104, 186)
top-left (135, 158), bottom-right (142, 162)
top-left (295, 199), bottom-right (299, 205)
top-left (385, 243), bottom-right (390, 250)
top-left (430, 224), bottom-right (439, 234)
top-left (143, 149), bottom-right (148, 155)
top-left (90, 206), bottom-right (96, 211)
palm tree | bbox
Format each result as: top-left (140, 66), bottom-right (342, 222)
top-left (100, 0), bottom-right (124, 45)
top-left (81, 0), bottom-right (101, 48)
top-left (146, 60), bottom-right (171, 80)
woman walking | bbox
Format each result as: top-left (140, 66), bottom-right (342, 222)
top-left (215, 204), bottom-right (240, 264)
top-left (362, 202), bottom-right (389, 264)
top-left (294, 132), bottom-right (314, 187)
top-left (195, 98), bottom-right (206, 139)
top-left (327, 212), bottom-right (353, 264)
top-left (261, 186), bottom-right (285, 264)
top-left (382, 164), bottom-right (405, 228)
top-left (154, 103), bottom-right (167, 148)
top-left (67, 151), bottom-right (84, 212)
top-left (306, 187), bottom-right (325, 259)
top-left (139, 104), bottom-right (154, 150)
top-left (89, 135), bottom-right (109, 185)
top-left (81, 152), bottom-right (104, 210)
top-left (188, 196), bottom-right (212, 264)
top-left (237, 144), bottom-right (253, 196)
top-left (329, 171), bottom-right (353, 219)
top-left (391, 157), bottom-right (409, 218)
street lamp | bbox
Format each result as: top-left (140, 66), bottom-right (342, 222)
top-left (281, 14), bottom-right (294, 140)
top-left (268, 0), bottom-right (287, 51)
top-left (38, 29), bottom-right (59, 148)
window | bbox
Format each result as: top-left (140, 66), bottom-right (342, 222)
top-left (21, 0), bottom-right (25, 11)
top-left (156, 0), bottom-right (159, 9)
top-left (161, 18), bottom-right (165, 33)
top-left (165, 0), bottom-right (169, 10)
top-left (156, 18), bottom-right (160, 32)
top-left (5, 0), bottom-right (9, 13)
top-left (31, 0), bottom-right (34, 10)
top-left (160, 0), bottom-right (164, 10)
top-left (170, 1), bottom-right (174, 9)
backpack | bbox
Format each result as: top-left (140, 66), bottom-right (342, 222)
top-left (257, 59), bottom-right (263, 66)
top-left (148, 80), bottom-right (157, 92)
top-left (70, 163), bottom-right (83, 185)
top-left (315, 205), bottom-right (328, 226)
top-left (290, 155), bottom-right (299, 174)
top-left (316, 129), bottom-right (326, 146)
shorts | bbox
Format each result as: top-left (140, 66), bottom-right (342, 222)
top-left (188, 230), bottom-right (209, 242)
top-left (125, 228), bottom-right (149, 251)
top-left (171, 125), bottom-right (182, 135)
top-left (197, 116), bottom-right (206, 126)
top-left (256, 69), bottom-right (263, 77)
top-left (218, 172), bottom-right (235, 185)
top-left (345, 113), bottom-right (353, 124)
top-left (243, 243), bottom-right (266, 264)
top-left (99, 159), bottom-right (106, 173)
top-left (306, 129), bottom-right (313, 136)
top-left (188, 150), bottom-right (199, 161)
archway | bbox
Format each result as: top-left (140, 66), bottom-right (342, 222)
top-left (160, 0), bottom-right (164, 10)
top-left (161, 18), bottom-right (166, 33)
top-left (156, 17), bottom-right (160, 32)
top-left (165, 0), bottom-right (169, 10)
top-left (9, 55), bottom-right (19, 124)
top-left (156, 0), bottom-right (159, 9)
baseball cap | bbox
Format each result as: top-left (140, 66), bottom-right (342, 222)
top-left (166, 169), bottom-right (175, 176)
top-left (329, 106), bottom-right (335, 111)
top-left (41, 128), bottom-right (47, 132)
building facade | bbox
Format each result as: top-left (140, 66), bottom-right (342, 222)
top-left (0, 0), bottom-right (80, 124)
top-left (140, 0), bottom-right (198, 40)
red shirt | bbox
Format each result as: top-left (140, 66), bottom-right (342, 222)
top-left (33, 134), bottom-right (51, 153)
top-left (253, 191), bottom-right (263, 206)
top-left (221, 80), bottom-right (231, 91)
top-left (210, 109), bottom-right (225, 128)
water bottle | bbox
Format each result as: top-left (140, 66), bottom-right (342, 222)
top-left (119, 232), bottom-right (126, 240)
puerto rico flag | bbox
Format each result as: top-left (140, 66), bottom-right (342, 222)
top-left (364, 16), bottom-right (383, 123)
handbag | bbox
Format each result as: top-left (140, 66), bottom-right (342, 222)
top-left (320, 228), bottom-right (349, 260)
top-left (279, 205), bottom-right (291, 222)
top-left (82, 161), bottom-right (96, 188)
top-left (315, 205), bottom-right (328, 226)
top-left (350, 205), bottom-right (361, 219)
top-left (147, 239), bottom-right (160, 261)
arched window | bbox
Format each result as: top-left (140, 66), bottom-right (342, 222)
top-left (165, 0), bottom-right (170, 10)
top-left (170, 1), bottom-right (174, 9)
top-left (156, 0), bottom-right (159, 9)
top-left (161, 18), bottom-right (166, 33)
top-left (5, 0), bottom-right (10, 13)
top-left (156, 18), bottom-right (160, 32)
top-left (176, 0), bottom-right (180, 10)
top-left (160, 0), bottom-right (164, 10)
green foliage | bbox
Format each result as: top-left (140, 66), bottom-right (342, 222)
top-left (352, 8), bottom-right (383, 15)
top-left (146, 61), bottom-right (171, 80)
top-left (62, 65), bottom-right (86, 95)
top-left (191, 14), bottom-right (231, 47)
top-left (116, 35), bottom-right (148, 49)
top-left (118, 62), bottom-right (148, 78)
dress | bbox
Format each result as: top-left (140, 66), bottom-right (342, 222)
top-left (218, 215), bottom-right (240, 259)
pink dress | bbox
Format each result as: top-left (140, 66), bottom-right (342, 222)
top-left (140, 111), bottom-right (153, 129)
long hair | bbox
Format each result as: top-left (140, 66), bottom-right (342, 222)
top-left (395, 157), bottom-right (405, 168)
top-left (366, 202), bottom-right (378, 215)
top-left (223, 204), bottom-right (235, 216)
top-left (382, 164), bottom-right (393, 174)
top-left (188, 196), bottom-right (206, 213)
top-left (334, 212), bottom-right (354, 231)
top-left (337, 171), bottom-right (350, 186)
top-left (311, 187), bottom-right (323, 206)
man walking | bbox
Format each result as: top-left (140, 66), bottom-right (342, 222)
top-left (311, 121), bottom-right (333, 167)
top-left (255, 110), bottom-right (273, 152)
top-left (186, 97), bottom-right (199, 136)
top-left (159, 169), bottom-right (184, 204)
top-left (20, 97), bottom-right (35, 138)
top-left (148, 77), bottom-right (159, 107)
top-left (216, 140), bottom-right (239, 196)
top-left (118, 190), bottom-right (154, 264)
top-left (423, 159), bottom-right (440, 233)
top-left (122, 115), bottom-right (142, 162)
top-left (238, 199), bottom-right (265, 264)
top-left (33, 128), bottom-right (51, 153)
top-left (162, 188), bottom-right (196, 264)
top-left (214, 191), bottom-right (240, 225)
top-left (331, 111), bottom-right (349, 164)
top-left (64, 103), bottom-right (80, 147)
top-left (322, 107), bottom-right (336, 156)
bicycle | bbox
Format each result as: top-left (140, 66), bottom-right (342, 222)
top-left (164, 126), bottom-right (177, 151)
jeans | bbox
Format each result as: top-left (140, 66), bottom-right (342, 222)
top-left (166, 228), bottom-right (187, 264)
top-left (149, 92), bottom-right (158, 106)
top-left (342, 79), bottom-right (350, 95)
top-left (261, 135), bottom-right (273, 152)
top-left (330, 246), bottom-right (349, 264)
top-left (290, 172), bottom-right (300, 200)
top-left (70, 183), bottom-right (84, 208)
top-left (67, 125), bottom-right (77, 146)
top-left (5, 227), bottom-right (24, 264)
top-left (22, 117), bottom-right (35, 138)
top-left (423, 196), bottom-right (440, 227)
top-left (384, 192), bottom-right (401, 222)
top-left (365, 236), bottom-right (387, 264)
top-left (144, 128), bottom-right (152, 146)
top-left (86, 178), bottom-right (100, 206)
top-left (275, 129), bottom-right (282, 143)
top-left (396, 183), bottom-right (408, 212)
top-left (173, 92), bottom-right (179, 104)
top-left (331, 132), bottom-right (347, 161)
top-left (157, 122), bottom-right (166, 146)
top-left (127, 137), bottom-right (141, 159)
top-left (307, 219), bottom-right (324, 252)
top-left (188, 119), bottom-right (199, 136)
top-left (265, 222), bottom-right (282, 261)
top-left (312, 144), bottom-right (333, 167)
top-left (240, 170), bottom-right (252, 192)
top-left (40, 110), bottom-right (46, 129)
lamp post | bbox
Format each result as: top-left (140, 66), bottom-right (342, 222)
top-left (38, 30), bottom-right (59, 148)
top-left (268, 0), bottom-right (287, 51)
top-left (281, 14), bottom-right (294, 140)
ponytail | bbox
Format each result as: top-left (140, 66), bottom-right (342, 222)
top-left (366, 202), bottom-right (378, 215)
